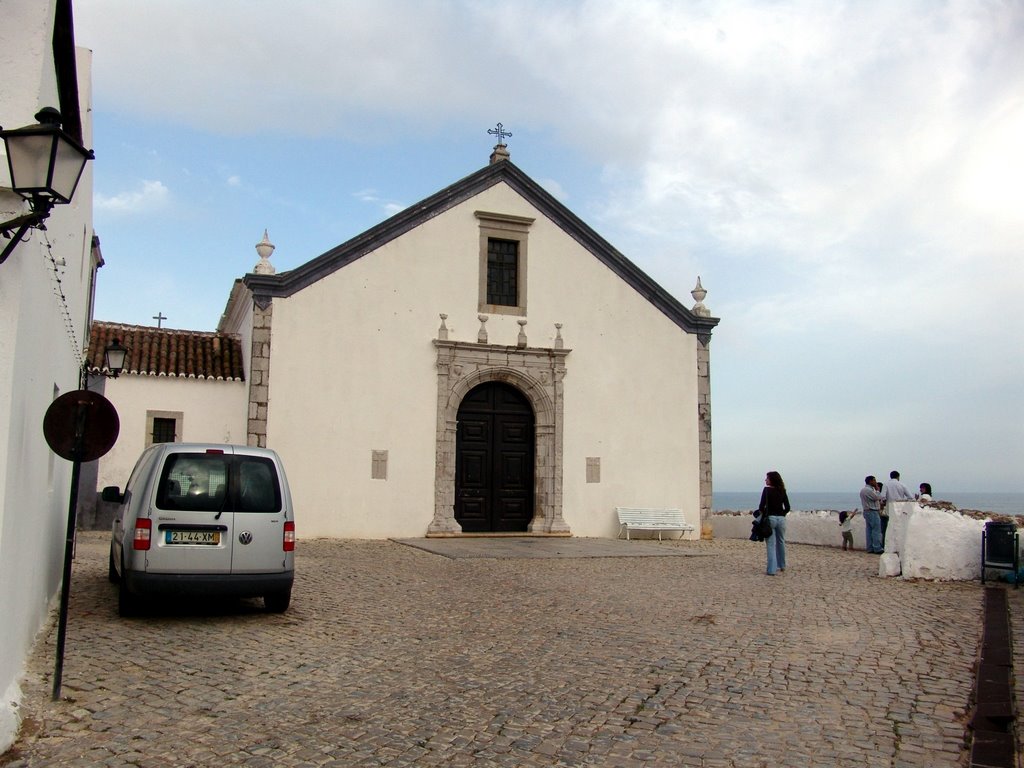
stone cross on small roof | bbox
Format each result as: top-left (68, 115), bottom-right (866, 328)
top-left (488, 123), bottom-right (512, 145)
top-left (153, 312), bottom-right (167, 328)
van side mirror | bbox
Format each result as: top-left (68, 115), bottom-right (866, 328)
top-left (101, 486), bottom-right (124, 504)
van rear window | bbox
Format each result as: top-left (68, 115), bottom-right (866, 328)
top-left (156, 454), bottom-right (281, 513)
top-left (237, 458), bottom-right (281, 512)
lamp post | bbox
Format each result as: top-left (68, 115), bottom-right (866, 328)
top-left (44, 339), bottom-right (126, 701)
top-left (0, 107), bottom-right (94, 265)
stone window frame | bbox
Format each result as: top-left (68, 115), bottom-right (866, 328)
top-left (145, 410), bottom-right (183, 447)
top-left (476, 211), bottom-right (534, 316)
top-left (429, 338), bottom-right (570, 535)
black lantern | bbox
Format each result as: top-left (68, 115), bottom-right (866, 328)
top-left (102, 338), bottom-right (128, 378)
top-left (0, 107), bottom-right (95, 265)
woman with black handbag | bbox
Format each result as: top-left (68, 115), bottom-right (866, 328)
top-left (759, 470), bottom-right (791, 575)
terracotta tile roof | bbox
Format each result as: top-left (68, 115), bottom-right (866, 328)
top-left (87, 322), bottom-right (246, 381)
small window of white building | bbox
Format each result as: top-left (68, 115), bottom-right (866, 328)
top-left (146, 410), bottom-right (183, 446)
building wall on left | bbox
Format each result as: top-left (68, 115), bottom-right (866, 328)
top-left (0, 0), bottom-right (96, 752)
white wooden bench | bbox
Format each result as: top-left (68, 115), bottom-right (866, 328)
top-left (616, 507), bottom-right (694, 540)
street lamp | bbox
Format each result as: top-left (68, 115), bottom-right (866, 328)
top-left (98, 337), bottom-right (128, 379)
top-left (0, 107), bottom-right (95, 265)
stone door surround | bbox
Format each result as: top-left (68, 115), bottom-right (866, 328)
top-left (429, 325), bottom-right (570, 536)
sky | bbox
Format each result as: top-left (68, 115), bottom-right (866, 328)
top-left (72, 0), bottom-right (1023, 493)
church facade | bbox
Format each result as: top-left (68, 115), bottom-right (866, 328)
top-left (94, 146), bottom-right (719, 539)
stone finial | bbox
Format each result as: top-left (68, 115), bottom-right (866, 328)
top-left (489, 144), bottom-right (510, 165)
top-left (554, 323), bottom-right (564, 350)
top-left (254, 230), bottom-right (276, 275)
top-left (438, 313), bottom-right (449, 341)
top-left (477, 314), bottom-right (489, 344)
top-left (517, 319), bottom-right (528, 348)
top-left (691, 276), bottom-right (710, 317)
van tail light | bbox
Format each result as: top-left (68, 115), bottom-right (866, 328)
top-left (133, 518), bottom-right (152, 550)
top-left (283, 521), bottom-right (295, 552)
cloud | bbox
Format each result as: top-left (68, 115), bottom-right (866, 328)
top-left (353, 189), bottom-right (404, 216)
top-left (536, 177), bottom-right (567, 202)
top-left (75, 0), bottom-right (1024, 490)
top-left (94, 179), bottom-right (170, 214)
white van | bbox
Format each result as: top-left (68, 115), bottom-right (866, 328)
top-left (105, 443), bottom-right (295, 616)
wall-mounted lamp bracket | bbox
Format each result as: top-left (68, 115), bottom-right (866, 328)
top-left (0, 209), bottom-right (49, 265)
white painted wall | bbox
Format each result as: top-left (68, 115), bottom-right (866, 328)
top-left (711, 501), bottom-right (1018, 582)
top-left (266, 182), bottom-right (703, 539)
top-left (0, 1), bottom-right (95, 751)
top-left (96, 375), bottom-right (248, 491)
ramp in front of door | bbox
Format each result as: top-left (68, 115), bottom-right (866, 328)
top-left (391, 537), bottom-right (710, 560)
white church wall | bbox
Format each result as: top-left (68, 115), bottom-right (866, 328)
top-left (97, 375), bottom-right (248, 491)
top-left (0, 2), bottom-right (95, 751)
top-left (551, 258), bottom-right (700, 538)
top-left (266, 217), bottom-right (464, 538)
top-left (265, 182), bottom-right (703, 538)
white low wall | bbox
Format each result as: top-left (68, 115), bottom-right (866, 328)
top-left (711, 501), bottom-right (1020, 582)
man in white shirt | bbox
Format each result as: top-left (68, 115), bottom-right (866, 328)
top-left (882, 470), bottom-right (914, 502)
top-left (880, 470), bottom-right (914, 547)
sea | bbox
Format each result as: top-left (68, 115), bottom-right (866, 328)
top-left (713, 490), bottom-right (1024, 516)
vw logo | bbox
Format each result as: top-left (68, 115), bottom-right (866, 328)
top-left (238, 531), bottom-right (253, 545)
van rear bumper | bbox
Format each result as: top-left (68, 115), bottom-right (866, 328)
top-left (125, 571), bottom-right (293, 599)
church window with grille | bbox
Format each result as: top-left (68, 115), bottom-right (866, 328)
top-left (476, 210), bottom-right (533, 316)
top-left (487, 238), bottom-right (519, 307)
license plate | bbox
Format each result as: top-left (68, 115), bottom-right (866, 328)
top-left (165, 530), bottom-right (220, 545)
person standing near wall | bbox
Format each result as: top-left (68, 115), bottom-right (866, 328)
top-left (759, 471), bottom-right (791, 575)
top-left (880, 470), bottom-right (914, 546)
top-left (860, 476), bottom-right (885, 554)
top-left (882, 470), bottom-right (914, 503)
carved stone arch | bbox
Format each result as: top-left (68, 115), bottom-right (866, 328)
top-left (430, 340), bottom-right (570, 535)
top-left (447, 366), bottom-right (553, 422)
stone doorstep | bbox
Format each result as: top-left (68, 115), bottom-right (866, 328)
top-left (425, 531), bottom-right (572, 538)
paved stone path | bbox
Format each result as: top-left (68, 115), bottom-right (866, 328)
top-left (0, 533), bottom-right (1015, 767)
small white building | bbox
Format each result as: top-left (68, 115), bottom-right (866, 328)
top-left (84, 322), bottom-right (248, 524)
top-left (94, 145), bottom-right (721, 540)
top-left (0, 0), bottom-right (98, 751)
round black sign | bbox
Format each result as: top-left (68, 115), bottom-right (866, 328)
top-left (43, 390), bottom-right (120, 462)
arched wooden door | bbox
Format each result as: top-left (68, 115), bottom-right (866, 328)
top-left (455, 382), bottom-right (535, 532)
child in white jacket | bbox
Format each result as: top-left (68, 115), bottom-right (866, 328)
top-left (839, 510), bottom-right (857, 551)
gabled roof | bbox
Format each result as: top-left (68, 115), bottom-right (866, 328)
top-left (244, 159), bottom-right (719, 338)
top-left (87, 321), bottom-right (246, 381)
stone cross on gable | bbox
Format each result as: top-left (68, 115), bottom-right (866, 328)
top-left (488, 123), bottom-right (512, 145)
top-left (153, 312), bottom-right (167, 328)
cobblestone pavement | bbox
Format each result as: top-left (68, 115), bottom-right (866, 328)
top-left (0, 532), bottom-right (1006, 767)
